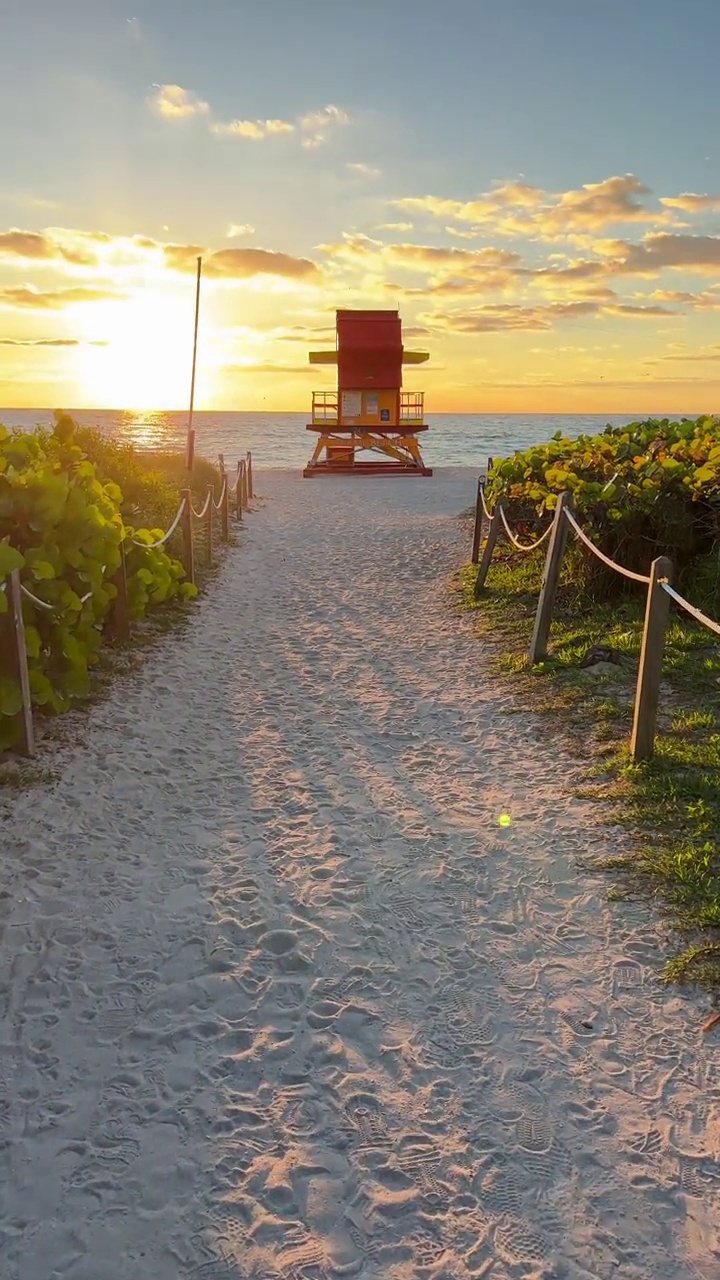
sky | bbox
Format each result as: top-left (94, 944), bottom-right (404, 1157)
top-left (1, 0), bottom-right (720, 413)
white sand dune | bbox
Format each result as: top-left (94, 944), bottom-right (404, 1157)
top-left (1, 467), bottom-right (719, 1280)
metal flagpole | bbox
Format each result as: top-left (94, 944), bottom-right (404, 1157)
top-left (185, 255), bottom-right (202, 472)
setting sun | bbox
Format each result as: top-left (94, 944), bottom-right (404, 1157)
top-left (73, 292), bottom-right (216, 410)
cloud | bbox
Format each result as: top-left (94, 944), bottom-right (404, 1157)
top-left (320, 234), bottom-right (520, 276)
top-left (393, 274), bottom-right (516, 298)
top-left (387, 244), bottom-right (521, 271)
top-left (273, 324), bottom-right (336, 342)
top-left (205, 248), bottom-right (320, 281)
top-left (347, 163), bottom-right (381, 180)
top-left (607, 233), bottom-right (720, 275)
top-left (320, 235), bottom-right (523, 297)
top-left (0, 230), bottom-right (53, 260)
top-left (0, 338), bottom-right (78, 346)
top-left (126, 17), bottom-right (141, 41)
top-left (148, 84), bottom-right (210, 120)
top-left (660, 193), bottom-right (720, 213)
top-left (148, 87), bottom-right (350, 149)
top-left (377, 222), bottom-right (413, 232)
top-left (607, 302), bottom-right (678, 317)
top-left (658, 344), bottom-right (720, 362)
top-left (299, 104), bottom-right (350, 149)
top-left (0, 228), bottom-right (102, 267)
top-left (162, 243), bottom-right (204, 273)
top-left (520, 236), bottom-right (720, 293)
top-left (0, 223), bottom-right (322, 294)
top-left (210, 118), bottom-right (295, 140)
top-left (0, 338), bottom-right (108, 346)
top-left (446, 227), bottom-right (485, 240)
top-left (227, 224), bottom-right (256, 238)
top-left (163, 244), bottom-right (321, 282)
top-left (641, 287), bottom-right (720, 308)
top-left (222, 361), bottom-right (315, 374)
top-left (394, 174), bottom-right (676, 240)
top-left (0, 286), bottom-right (123, 310)
top-left (424, 301), bottom-right (601, 332)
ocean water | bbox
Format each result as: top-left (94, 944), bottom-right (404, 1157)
top-left (0, 407), bottom-right (678, 470)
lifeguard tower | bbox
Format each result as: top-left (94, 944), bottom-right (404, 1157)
top-left (303, 309), bottom-right (432, 477)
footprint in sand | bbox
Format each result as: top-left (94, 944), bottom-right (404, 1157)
top-left (494, 1214), bottom-right (551, 1267)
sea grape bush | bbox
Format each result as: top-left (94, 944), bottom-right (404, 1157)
top-left (0, 414), bottom-right (196, 747)
top-left (486, 416), bottom-right (720, 591)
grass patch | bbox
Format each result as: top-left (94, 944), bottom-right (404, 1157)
top-left (459, 533), bottom-right (720, 987)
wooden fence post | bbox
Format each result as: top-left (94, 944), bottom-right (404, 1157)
top-left (528, 491), bottom-right (573, 664)
top-left (218, 456), bottom-right (230, 542)
top-left (5, 570), bottom-right (35, 757)
top-left (473, 498), bottom-right (505, 598)
top-left (246, 451), bottom-right (253, 500)
top-left (181, 488), bottom-right (195, 585)
top-left (221, 473), bottom-right (230, 542)
top-left (630, 556), bottom-right (674, 762)
top-left (236, 462), bottom-right (244, 522)
top-left (206, 485), bottom-right (214, 567)
top-left (471, 477), bottom-right (484, 565)
top-left (110, 541), bottom-right (130, 642)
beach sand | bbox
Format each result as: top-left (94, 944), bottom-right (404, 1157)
top-left (1, 467), bottom-right (718, 1279)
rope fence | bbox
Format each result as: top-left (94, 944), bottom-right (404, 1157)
top-left (1, 450), bottom-right (254, 759)
top-left (471, 456), bottom-right (720, 761)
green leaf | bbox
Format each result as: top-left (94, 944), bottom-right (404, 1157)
top-left (0, 678), bottom-right (22, 717)
top-left (24, 626), bottom-right (41, 658)
top-left (31, 560), bottom-right (56, 581)
top-left (61, 632), bottom-right (83, 664)
top-left (63, 667), bottom-right (90, 699)
top-left (28, 667), bottom-right (55, 706)
top-left (0, 538), bottom-right (24, 577)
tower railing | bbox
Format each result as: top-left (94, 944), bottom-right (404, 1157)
top-left (399, 391), bottom-right (424, 425)
top-left (311, 391), bottom-right (339, 424)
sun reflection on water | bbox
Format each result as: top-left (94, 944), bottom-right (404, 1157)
top-left (116, 410), bottom-right (179, 451)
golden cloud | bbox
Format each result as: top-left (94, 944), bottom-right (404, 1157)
top-left (148, 86), bottom-right (349, 149)
top-left (0, 338), bottom-right (78, 346)
top-left (643, 287), bottom-right (720, 308)
top-left (607, 302), bottom-right (678, 317)
top-left (299, 105), bottom-right (350, 149)
top-left (273, 324), bottom-right (337, 342)
top-left (205, 248), bottom-right (321, 281)
top-left (394, 175), bottom-right (679, 240)
top-left (0, 228), bottom-right (106, 267)
top-left (393, 273), bottom-right (517, 299)
top-left (386, 243), bottom-right (521, 271)
top-left (606, 233), bottom-right (720, 274)
top-left (162, 242), bottom-right (320, 281)
top-left (658, 344), bottom-right (720, 362)
top-left (0, 286), bottom-right (123, 309)
top-left (210, 118), bottom-right (295, 140)
top-left (222, 361), bottom-right (315, 374)
top-left (660, 193), bottom-right (720, 212)
top-left (424, 301), bottom-right (602, 332)
top-left (148, 84), bottom-right (210, 120)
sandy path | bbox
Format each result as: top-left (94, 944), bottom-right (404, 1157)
top-left (1, 467), bottom-right (719, 1280)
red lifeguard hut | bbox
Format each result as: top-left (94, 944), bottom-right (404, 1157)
top-left (303, 309), bottom-right (432, 477)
